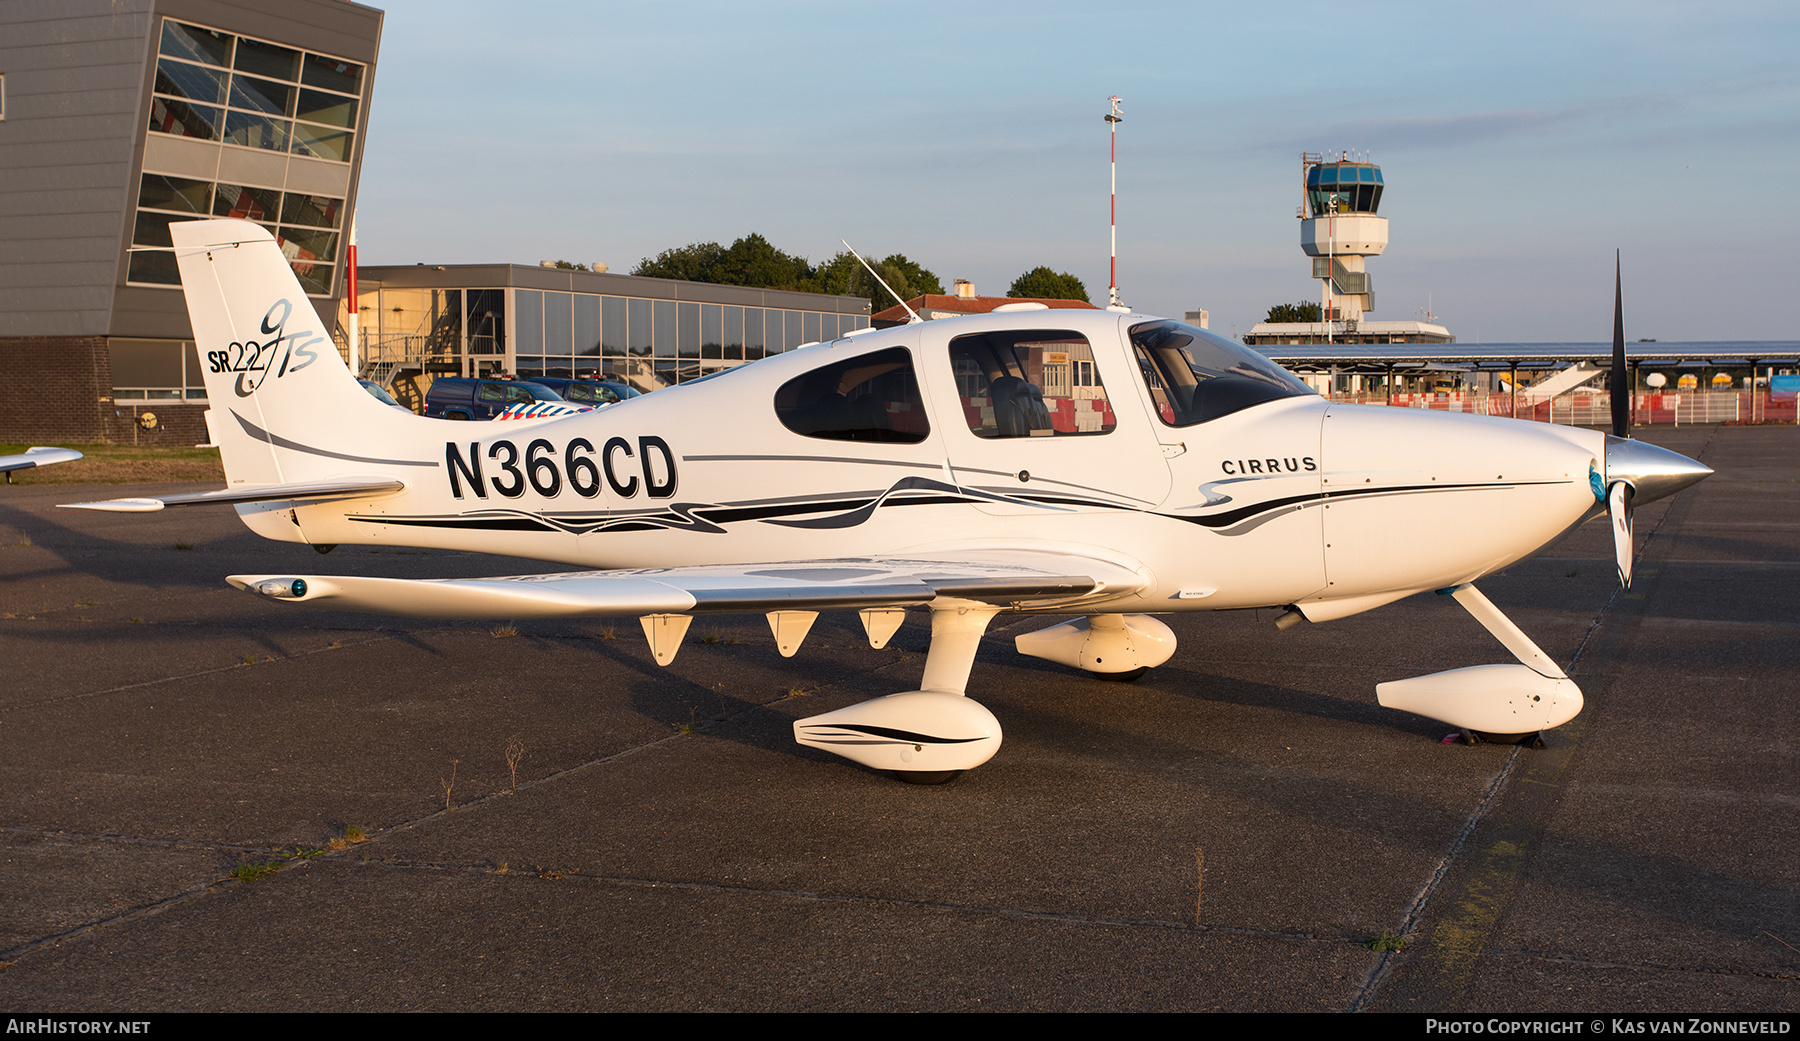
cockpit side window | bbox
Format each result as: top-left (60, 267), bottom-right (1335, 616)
top-left (775, 346), bottom-right (929, 444)
top-left (1130, 320), bottom-right (1313, 426)
top-left (949, 330), bottom-right (1115, 438)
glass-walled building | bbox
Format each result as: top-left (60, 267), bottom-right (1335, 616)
top-left (354, 265), bottom-right (872, 394)
top-left (0, 0), bottom-right (382, 446)
top-left (131, 18), bottom-right (367, 295)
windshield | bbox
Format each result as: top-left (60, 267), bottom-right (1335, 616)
top-left (358, 380), bottom-right (401, 407)
top-left (516, 382), bottom-right (564, 402)
top-left (1129, 320), bottom-right (1313, 426)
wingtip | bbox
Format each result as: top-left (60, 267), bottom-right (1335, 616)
top-left (58, 498), bottom-right (165, 512)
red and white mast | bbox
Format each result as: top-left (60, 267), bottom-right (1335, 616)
top-left (1105, 95), bottom-right (1125, 311)
top-left (345, 217), bottom-right (359, 376)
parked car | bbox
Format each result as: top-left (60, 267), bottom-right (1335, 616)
top-left (358, 379), bottom-right (412, 412)
top-left (423, 377), bottom-right (569, 420)
top-left (526, 376), bottom-right (642, 408)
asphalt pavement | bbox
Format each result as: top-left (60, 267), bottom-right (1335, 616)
top-left (0, 424), bottom-right (1793, 1012)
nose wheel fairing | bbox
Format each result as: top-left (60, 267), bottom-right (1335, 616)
top-left (1375, 584), bottom-right (1583, 735)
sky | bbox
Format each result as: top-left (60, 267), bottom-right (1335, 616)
top-left (352, 1), bottom-right (1800, 343)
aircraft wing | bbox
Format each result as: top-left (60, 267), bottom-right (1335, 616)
top-left (227, 550), bottom-right (1147, 620)
top-left (1, 447), bottom-right (83, 474)
top-left (61, 477), bottom-right (406, 512)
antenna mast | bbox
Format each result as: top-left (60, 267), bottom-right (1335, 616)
top-left (840, 239), bottom-right (922, 324)
top-left (1105, 95), bottom-right (1125, 311)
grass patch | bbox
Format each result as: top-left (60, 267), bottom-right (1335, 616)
top-left (490, 622), bottom-right (518, 638)
top-left (0, 443), bottom-right (223, 485)
top-left (231, 861), bottom-right (282, 884)
top-left (327, 824), bottom-right (369, 851)
top-left (1364, 932), bottom-right (1407, 952)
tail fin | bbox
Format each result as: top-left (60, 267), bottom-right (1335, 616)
top-left (171, 219), bottom-right (414, 488)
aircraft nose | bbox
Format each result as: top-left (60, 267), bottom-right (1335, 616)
top-left (1603, 436), bottom-right (1711, 505)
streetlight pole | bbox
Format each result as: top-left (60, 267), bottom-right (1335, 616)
top-left (1105, 95), bottom-right (1124, 311)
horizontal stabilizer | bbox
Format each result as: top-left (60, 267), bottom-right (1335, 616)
top-left (226, 554), bottom-right (1141, 621)
top-left (0, 447), bottom-right (83, 474)
top-left (61, 477), bottom-right (405, 513)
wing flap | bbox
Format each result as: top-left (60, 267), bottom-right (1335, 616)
top-left (61, 476), bottom-right (405, 513)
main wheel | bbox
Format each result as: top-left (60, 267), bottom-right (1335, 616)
top-left (892, 769), bottom-right (963, 785)
top-left (1089, 666), bottom-right (1149, 683)
top-left (1468, 729), bottom-right (1545, 748)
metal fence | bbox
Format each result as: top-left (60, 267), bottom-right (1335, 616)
top-left (1322, 390), bottom-right (1796, 425)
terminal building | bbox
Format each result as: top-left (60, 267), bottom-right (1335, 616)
top-left (351, 265), bottom-right (870, 409)
top-left (0, 0), bottom-right (383, 445)
top-left (0, 0), bottom-right (870, 444)
top-left (1244, 153), bottom-right (1453, 347)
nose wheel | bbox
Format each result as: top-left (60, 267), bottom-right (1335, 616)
top-left (893, 769), bottom-right (964, 785)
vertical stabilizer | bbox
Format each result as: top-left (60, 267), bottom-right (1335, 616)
top-left (169, 219), bottom-right (414, 490)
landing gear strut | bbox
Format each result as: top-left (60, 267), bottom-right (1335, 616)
top-left (793, 601), bottom-right (1004, 783)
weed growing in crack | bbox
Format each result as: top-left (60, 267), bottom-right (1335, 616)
top-left (231, 861), bottom-right (281, 884)
top-left (441, 758), bottom-right (459, 810)
top-left (504, 737), bottom-right (525, 792)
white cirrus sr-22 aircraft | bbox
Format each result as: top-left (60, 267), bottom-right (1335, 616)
top-left (67, 220), bottom-right (1712, 783)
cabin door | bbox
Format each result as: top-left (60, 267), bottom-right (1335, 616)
top-left (918, 317), bottom-right (1170, 518)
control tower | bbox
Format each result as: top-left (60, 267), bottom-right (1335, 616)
top-left (1302, 153), bottom-right (1385, 323)
top-left (1242, 153), bottom-right (1451, 346)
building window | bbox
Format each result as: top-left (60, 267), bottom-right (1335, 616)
top-left (111, 339), bottom-right (208, 401)
top-left (130, 18), bottom-right (364, 295)
top-left (149, 18), bottom-right (361, 164)
top-left (129, 173), bottom-right (344, 294)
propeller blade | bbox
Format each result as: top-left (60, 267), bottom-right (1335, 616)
top-left (1608, 480), bottom-right (1634, 588)
top-left (1611, 250), bottom-right (1629, 438)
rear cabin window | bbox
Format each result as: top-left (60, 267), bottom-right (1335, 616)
top-left (774, 347), bottom-right (929, 443)
top-left (949, 330), bottom-right (1115, 438)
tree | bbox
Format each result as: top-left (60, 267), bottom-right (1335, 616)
top-left (631, 235), bottom-right (942, 304)
top-left (1265, 301), bottom-right (1322, 323)
top-left (850, 260), bottom-right (915, 313)
top-left (879, 254), bottom-right (943, 297)
top-left (806, 251), bottom-right (861, 297)
top-left (712, 233), bottom-right (812, 290)
top-left (1007, 267), bottom-right (1088, 302)
top-left (632, 240), bottom-right (727, 282)
top-left (808, 251), bottom-right (942, 312)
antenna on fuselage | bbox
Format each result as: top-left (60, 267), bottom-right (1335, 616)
top-left (841, 239), bottom-right (922, 324)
